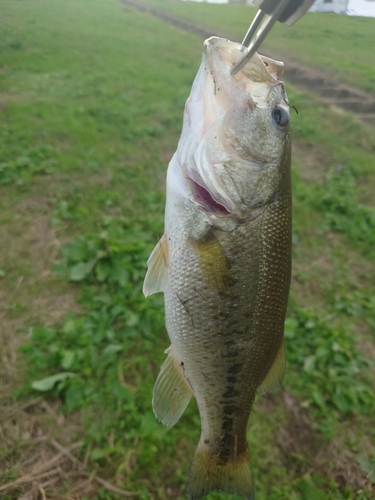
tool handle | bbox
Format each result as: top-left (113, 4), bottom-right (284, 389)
top-left (252, 0), bottom-right (315, 26)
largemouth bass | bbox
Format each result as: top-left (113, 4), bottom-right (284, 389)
top-left (143, 36), bottom-right (291, 500)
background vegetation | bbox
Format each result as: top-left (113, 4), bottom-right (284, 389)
top-left (141, 0), bottom-right (375, 95)
top-left (0, 1), bottom-right (374, 499)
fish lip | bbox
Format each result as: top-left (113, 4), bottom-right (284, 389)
top-left (203, 36), bottom-right (279, 84)
top-left (204, 37), bottom-right (248, 72)
top-left (203, 37), bottom-right (233, 86)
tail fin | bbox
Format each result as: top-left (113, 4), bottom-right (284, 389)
top-left (187, 442), bottom-right (254, 500)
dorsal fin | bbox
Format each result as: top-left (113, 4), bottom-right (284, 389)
top-left (257, 339), bottom-right (286, 395)
top-left (143, 234), bottom-right (168, 297)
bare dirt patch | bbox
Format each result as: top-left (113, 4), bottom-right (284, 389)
top-left (119, 0), bottom-right (215, 40)
top-left (0, 397), bottom-right (139, 499)
top-left (279, 60), bottom-right (375, 126)
top-left (293, 138), bottom-right (334, 184)
top-left (314, 423), bottom-right (375, 494)
top-left (276, 393), bottom-right (374, 494)
top-left (278, 392), bottom-right (322, 459)
top-left (0, 182), bottom-right (84, 498)
top-left (0, 188), bottom-right (80, 385)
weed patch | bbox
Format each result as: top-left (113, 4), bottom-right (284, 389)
top-left (296, 168), bottom-right (375, 260)
top-left (21, 218), bottom-right (163, 414)
top-left (285, 309), bottom-right (374, 437)
top-left (0, 126), bottom-right (57, 185)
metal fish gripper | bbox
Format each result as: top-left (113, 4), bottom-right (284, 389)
top-left (231, 0), bottom-right (316, 75)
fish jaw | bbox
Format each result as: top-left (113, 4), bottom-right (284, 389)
top-left (177, 37), bottom-right (291, 220)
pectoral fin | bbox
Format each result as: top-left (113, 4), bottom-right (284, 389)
top-left (143, 234), bottom-right (168, 297)
top-left (192, 230), bottom-right (232, 294)
top-left (257, 339), bottom-right (286, 395)
top-left (153, 347), bottom-right (193, 426)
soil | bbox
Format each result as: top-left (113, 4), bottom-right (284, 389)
top-left (121, 0), bottom-right (375, 126)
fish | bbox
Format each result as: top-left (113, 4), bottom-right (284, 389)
top-left (143, 36), bottom-right (292, 500)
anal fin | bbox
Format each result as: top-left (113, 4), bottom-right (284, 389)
top-left (143, 234), bottom-right (168, 297)
top-left (257, 338), bottom-right (286, 395)
top-left (153, 347), bottom-right (193, 426)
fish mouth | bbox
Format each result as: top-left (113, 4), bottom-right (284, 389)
top-left (203, 37), bottom-right (284, 96)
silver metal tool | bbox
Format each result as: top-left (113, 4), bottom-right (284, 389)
top-left (231, 0), bottom-right (315, 75)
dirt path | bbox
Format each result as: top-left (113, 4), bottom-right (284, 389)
top-left (121, 0), bottom-right (375, 126)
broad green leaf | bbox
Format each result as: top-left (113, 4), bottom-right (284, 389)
top-left (61, 350), bottom-right (76, 370)
top-left (103, 344), bottom-right (122, 356)
top-left (69, 261), bottom-right (94, 281)
top-left (303, 355), bottom-right (316, 373)
top-left (95, 259), bottom-right (111, 282)
top-left (90, 447), bottom-right (120, 461)
top-left (16, 156), bottom-right (30, 167)
top-left (31, 372), bottom-right (76, 391)
top-left (60, 238), bottom-right (89, 261)
top-left (140, 412), bottom-right (167, 439)
top-left (311, 388), bottom-right (326, 412)
top-left (356, 454), bottom-right (375, 482)
top-left (296, 477), bottom-right (327, 500)
top-left (284, 317), bottom-right (298, 339)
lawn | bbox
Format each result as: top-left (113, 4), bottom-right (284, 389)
top-left (140, 0), bottom-right (375, 95)
top-left (0, 1), bottom-right (374, 499)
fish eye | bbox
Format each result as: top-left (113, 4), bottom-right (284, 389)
top-left (272, 106), bottom-right (289, 128)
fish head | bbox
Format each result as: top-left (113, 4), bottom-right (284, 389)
top-left (178, 37), bottom-right (291, 220)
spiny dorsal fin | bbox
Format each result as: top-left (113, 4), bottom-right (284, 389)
top-left (143, 234), bottom-right (168, 297)
top-left (257, 338), bottom-right (286, 395)
top-left (191, 230), bottom-right (232, 294)
top-left (153, 347), bottom-right (193, 426)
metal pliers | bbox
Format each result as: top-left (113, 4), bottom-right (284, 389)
top-left (231, 0), bottom-right (316, 75)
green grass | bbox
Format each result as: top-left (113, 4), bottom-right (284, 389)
top-left (0, 1), bottom-right (374, 499)
top-left (141, 0), bottom-right (375, 95)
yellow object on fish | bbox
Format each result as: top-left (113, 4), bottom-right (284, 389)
top-left (143, 36), bottom-right (292, 500)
